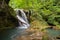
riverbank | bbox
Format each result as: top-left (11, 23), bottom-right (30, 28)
top-left (14, 20), bottom-right (60, 40)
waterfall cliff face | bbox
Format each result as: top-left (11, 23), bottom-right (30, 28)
top-left (15, 9), bottom-right (30, 29)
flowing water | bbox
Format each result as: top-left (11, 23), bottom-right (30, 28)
top-left (0, 28), bottom-right (27, 40)
top-left (15, 9), bottom-right (30, 29)
top-left (0, 9), bottom-right (30, 40)
top-left (0, 9), bottom-right (60, 40)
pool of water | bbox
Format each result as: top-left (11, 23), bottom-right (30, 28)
top-left (0, 27), bottom-right (28, 40)
top-left (46, 28), bottom-right (60, 37)
top-left (0, 27), bottom-right (60, 40)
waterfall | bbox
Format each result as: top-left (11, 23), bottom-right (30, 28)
top-left (15, 9), bottom-right (30, 29)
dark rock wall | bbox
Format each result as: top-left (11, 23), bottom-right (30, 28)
top-left (0, 0), bottom-right (19, 29)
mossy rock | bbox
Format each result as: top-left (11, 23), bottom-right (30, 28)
top-left (0, 0), bottom-right (19, 29)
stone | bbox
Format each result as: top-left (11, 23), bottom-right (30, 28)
top-left (0, 0), bottom-right (19, 29)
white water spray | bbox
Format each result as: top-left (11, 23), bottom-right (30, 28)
top-left (15, 9), bottom-right (30, 29)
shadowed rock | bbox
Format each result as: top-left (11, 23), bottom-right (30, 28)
top-left (0, 0), bottom-right (19, 29)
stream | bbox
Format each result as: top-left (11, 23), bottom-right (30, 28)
top-left (0, 9), bottom-right (60, 40)
top-left (0, 28), bottom-right (60, 40)
top-left (0, 28), bottom-right (28, 40)
top-left (0, 9), bottom-right (30, 40)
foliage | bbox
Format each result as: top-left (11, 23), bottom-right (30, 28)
top-left (9, 0), bottom-right (60, 28)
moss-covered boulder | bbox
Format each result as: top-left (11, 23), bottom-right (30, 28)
top-left (0, 0), bottom-right (19, 29)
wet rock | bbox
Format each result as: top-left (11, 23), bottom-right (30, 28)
top-left (13, 31), bottom-right (46, 40)
top-left (0, 0), bottom-right (19, 29)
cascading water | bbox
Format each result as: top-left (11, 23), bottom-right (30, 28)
top-left (0, 9), bottom-right (30, 40)
top-left (15, 9), bottom-right (30, 29)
